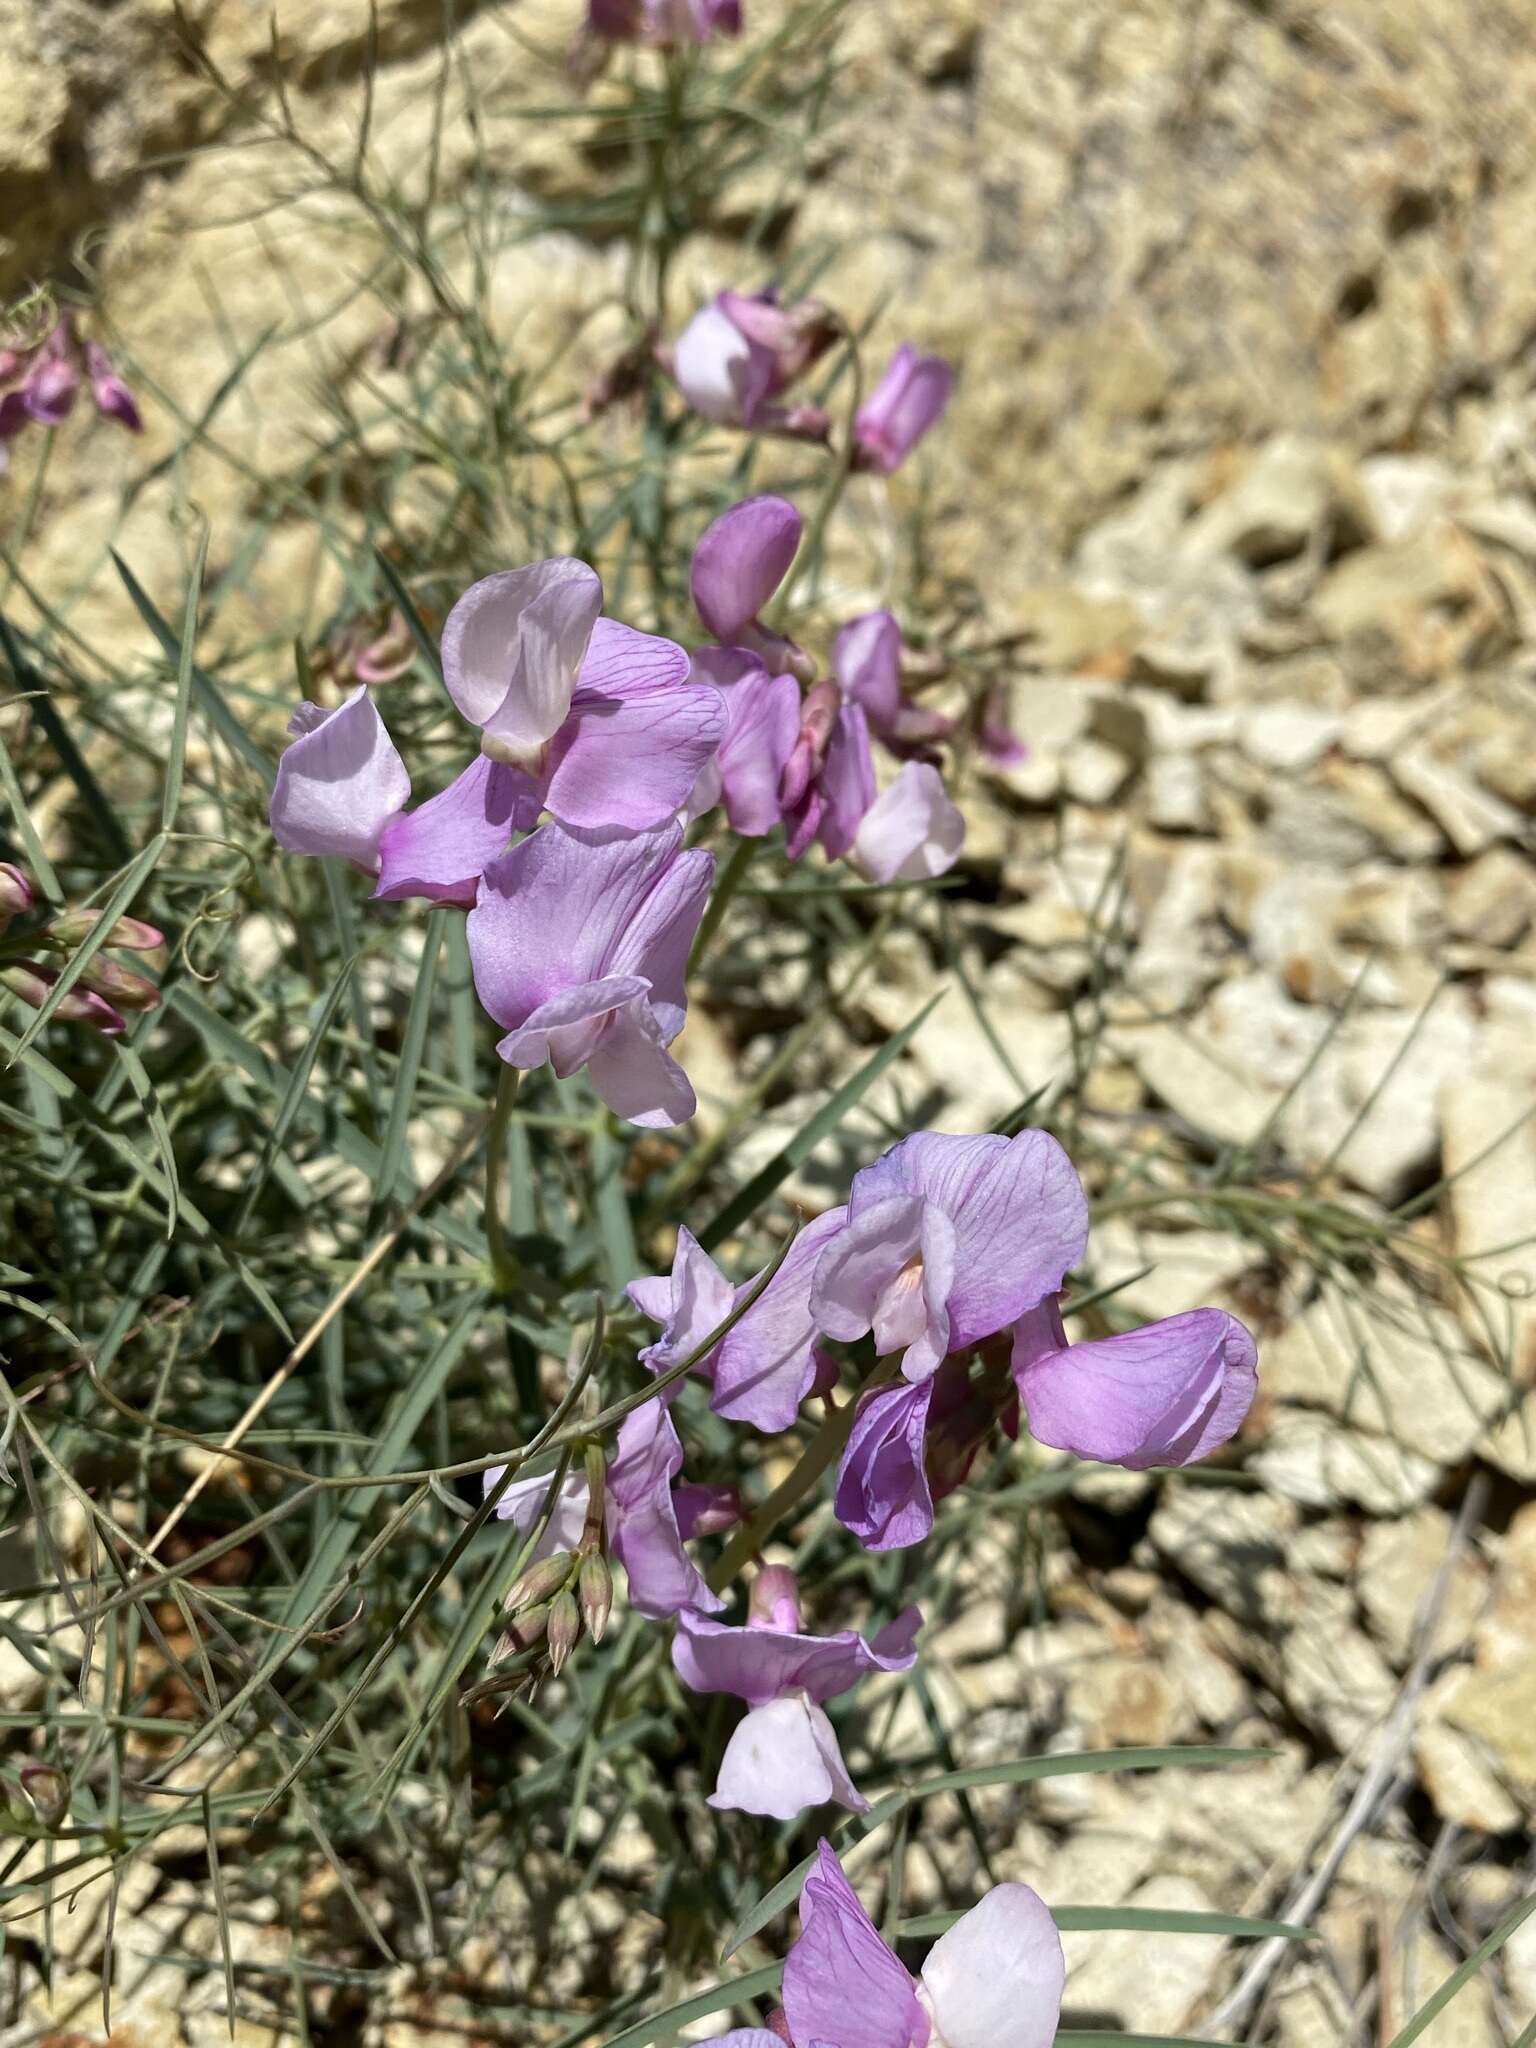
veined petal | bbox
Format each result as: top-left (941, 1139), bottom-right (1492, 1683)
top-left (917, 1885), bottom-right (1064, 2048)
top-left (545, 619), bottom-right (723, 832)
top-left (811, 1193), bottom-right (924, 1345)
top-left (630, 1225), bottom-right (738, 1380)
top-left (441, 559), bottom-right (602, 751)
top-left (375, 754), bottom-right (538, 903)
top-left (855, 346), bottom-right (954, 475)
top-left (495, 974), bottom-right (651, 1075)
top-left (834, 611), bottom-right (905, 731)
top-left (708, 1695), bottom-right (867, 1819)
top-left (1013, 1305), bottom-right (1258, 1470)
top-left (691, 495), bottom-right (802, 644)
top-left (712, 1207), bottom-right (849, 1432)
top-left (672, 1605), bottom-right (920, 1708)
top-left (270, 688), bottom-right (411, 871)
top-left (606, 1403), bottom-right (724, 1617)
top-left (584, 997), bottom-right (698, 1127)
top-left (482, 1466), bottom-right (591, 1557)
top-left (695, 648), bottom-right (800, 838)
top-left (783, 1843), bottom-right (927, 2048)
top-left (815, 703), bottom-right (876, 860)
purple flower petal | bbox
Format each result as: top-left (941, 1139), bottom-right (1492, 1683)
top-left (810, 1192), bottom-right (955, 1381)
top-left (813, 704), bottom-right (876, 860)
top-left (834, 612), bottom-right (905, 732)
top-left (544, 618), bottom-right (724, 832)
top-left (711, 1207), bottom-right (850, 1431)
top-left (694, 2036), bottom-right (784, 2048)
top-left (1012, 1303), bottom-right (1258, 1470)
top-left (483, 1465), bottom-right (590, 1556)
top-left (834, 1378), bottom-right (937, 1552)
top-left (630, 1225), bottom-right (738, 1383)
top-left (441, 559), bottom-right (603, 755)
top-left (606, 1402), bottom-right (724, 1618)
top-left (783, 1843), bottom-right (926, 2048)
top-left (854, 346), bottom-right (954, 475)
top-left (495, 975), bottom-right (653, 1075)
top-left (672, 1604), bottom-right (920, 1708)
top-left (584, 998), bottom-right (699, 1127)
top-left (709, 1695), bottom-right (868, 1818)
top-left (694, 648), bottom-right (800, 837)
top-left (269, 688), bottom-right (411, 870)
top-left (916, 1884), bottom-right (1065, 2048)
top-left (673, 1482), bottom-right (741, 1539)
top-left (691, 496), bottom-right (802, 644)
top-left (375, 754), bottom-right (538, 904)
top-left (852, 763), bottom-right (965, 884)
top-left (849, 1130), bottom-right (1089, 1355)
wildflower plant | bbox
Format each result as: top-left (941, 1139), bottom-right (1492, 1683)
top-left (0, 7), bottom-right (1519, 2047)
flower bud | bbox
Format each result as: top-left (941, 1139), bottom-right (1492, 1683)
top-left (501, 1601), bottom-right (551, 1657)
top-left (46, 907), bottom-right (165, 952)
top-left (578, 1551), bottom-right (612, 1645)
top-left (2, 963), bottom-right (126, 1035)
top-left (546, 1590), bottom-right (581, 1677)
top-left (18, 1763), bottom-right (69, 1827)
top-left (0, 862), bottom-right (33, 932)
top-left (84, 340), bottom-right (144, 434)
top-left (503, 1550), bottom-right (573, 1616)
top-left (748, 1565), bottom-right (801, 1634)
top-left (80, 957), bottom-right (161, 1012)
top-left (581, 1443), bottom-right (607, 1547)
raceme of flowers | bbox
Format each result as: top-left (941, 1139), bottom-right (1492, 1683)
top-left (696, 1839), bottom-right (1066, 2048)
top-left (0, 863), bottom-right (164, 1037)
top-left (268, 492), bottom-right (967, 1123)
top-left (0, 314), bottom-right (142, 474)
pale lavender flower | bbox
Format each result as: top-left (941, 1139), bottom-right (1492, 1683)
top-left (683, 648), bottom-right (800, 836)
top-left (484, 1403), bottom-right (723, 1621)
top-left (670, 289), bottom-right (833, 440)
top-left (443, 559), bottom-right (725, 828)
top-left (695, 1842), bottom-right (1063, 2048)
top-left (467, 819), bottom-right (713, 1127)
top-left (672, 1572), bottom-right (920, 1818)
top-left (690, 496), bottom-right (813, 679)
top-left (1010, 1295), bottom-right (1258, 1469)
top-left (833, 611), bottom-right (953, 749)
top-left (629, 1217), bottom-right (847, 1432)
top-left (853, 344), bottom-right (954, 474)
top-left (811, 1129), bottom-right (1089, 1382)
top-left (850, 761), bottom-right (965, 884)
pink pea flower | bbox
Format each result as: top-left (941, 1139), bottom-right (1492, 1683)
top-left (833, 1352), bottom-right (1009, 1553)
top-left (811, 1129), bottom-right (1089, 1383)
top-left (21, 325), bottom-right (81, 427)
top-left (670, 289), bottom-right (833, 441)
top-left (466, 819), bottom-right (713, 1128)
top-left (0, 861), bottom-right (34, 932)
top-left (850, 761), bottom-right (965, 884)
top-left (690, 496), bottom-right (813, 679)
top-left (852, 344), bottom-right (954, 475)
top-left (589, 0), bottom-right (741, 44)
top-left (782, 690), bottom-right (877, 862)
top-left (2, 961), bottom-right (139, 1037)
top-left (1010, 1294), bottom-right (1259, 1470)
top-left (978, 684), bottom-right (1029, 768)
top-left (483, 1402), bottom-right (724, 1622)
top-left (696, 1842), bottom-right (1064, 2048)
top-left (833, 611), bottom-right (953, 750)
top-left (672, 1569), bottom-right (920, 1818)
top-left (628, 1217), bottom-right (848, 1433)
top-left (443, 558), bottom-right (726, 825)
top-left (84, 340), bottom-right (143, 433)
top-left (683, 648), bottom-right (801, 836)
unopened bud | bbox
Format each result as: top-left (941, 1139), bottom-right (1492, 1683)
top-left (546, 1590), bottom-right (581, 1677)
top-left (81, 957), bottom-right (160, 1012)
top-left (582, 1443), bottom-right (607, 1544)
top-left (18, 1763), bottom-right (68, 1827)
top-left (2, 963), bottom-right (125, 1035)
top-left (503, 1600), bottom-right (551, 1655)
top-left (0, 862), bottom-right (33, 929)
top-left (47, 907), bottom-right (164, 952)
top-left (504, 1550), bottom-right (573, 1616)
top-left (578, 1551), bottom-right (612, 1644)
top-left (748, 1565), bottom-right (801, 1634)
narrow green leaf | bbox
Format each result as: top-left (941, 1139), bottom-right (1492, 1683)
top-left (899, 1906), bottom-right (1315, 1942)
top-left (368, 905), bottom-right (446, 1230)
top-left (720, 1748), bottom-right (1271, 1960)
top-left (1384, 1892), bottom-right (1536, 2048)
top-left (372, 548), bottom-right (444, 682)
top-left (6, 833), bottom-right (166, 1061)
top-left (111, 550), bottom-right (272, 781)
top-left (0, 611), bottom-right (133, 866)
top-left (161, 527), bottom-right (210, 829)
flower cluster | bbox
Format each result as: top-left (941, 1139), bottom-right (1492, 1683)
top-left (0, 865), bottom-right (163, 1037)
top-left (0, 314), bottom-right (142, 472)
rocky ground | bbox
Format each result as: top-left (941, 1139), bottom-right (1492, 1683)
top-left (4, 0), bottom-right (1536, 2042)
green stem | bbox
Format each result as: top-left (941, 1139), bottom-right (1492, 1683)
top-left (706, 1356), bottom-right (899, 1592)
top-left (484, 1065), bottom-right (522, 1295)
top-left (687, 833), bottom-right (755, 975)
